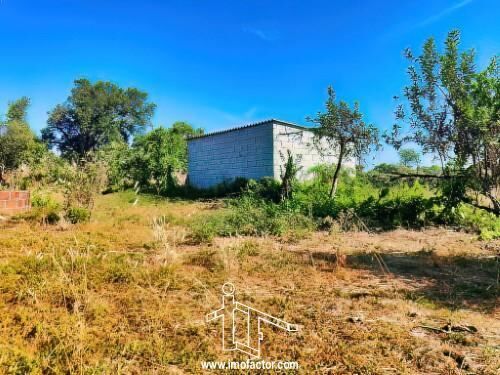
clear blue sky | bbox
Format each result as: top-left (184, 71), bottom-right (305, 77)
top-left (0, 0), bottom-right (498, 165)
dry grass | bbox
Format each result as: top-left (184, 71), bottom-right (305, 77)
top-left (0, 191), bottom-right (498, 374)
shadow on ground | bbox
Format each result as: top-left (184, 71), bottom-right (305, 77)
top-left (310, 249), bottom-right (499, 313)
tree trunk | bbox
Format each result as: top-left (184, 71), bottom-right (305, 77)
top-left (485, 191), bottom-right (500, 217)
top-left (329, 145), bottom-right (344, 198)
top-left (0, 164), bottom-right (5, 186)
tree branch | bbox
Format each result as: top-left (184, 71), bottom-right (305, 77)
top-left (386, 172), bottom-right (464, 179)
top-left (464, 199), bottom-right (498, 216)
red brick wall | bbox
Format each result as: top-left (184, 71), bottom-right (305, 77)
top-left (0, 191), bottom-right (31, 215)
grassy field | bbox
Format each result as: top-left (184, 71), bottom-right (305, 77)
top-left (0, 191), bottom-right (498, 374)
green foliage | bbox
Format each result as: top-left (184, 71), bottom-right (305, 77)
top-left (188, 213), bottom-right (227, 243)
top-left (61, 163), bottom-right (101, 211)
top-left (56, 161), bottom-right (107, 224)
top-left (308, 86), bottom-right (380, 197)
top-left (0, 98), bottom-right (47, 185)
top-left (31, 194), bottom-right (59, 210)
top-left (295, 169), bottom-right (499, 235)
top-left (245, 177), bottom-right (281, 202)
top-left (189, 194), bottom-right (316, 242)
top-left (6, 96), bottom-right (30, 123)
top-left (95, 141), bottom-right (132, 192)
top-left (0, 120), bottom-right (37, 168)
top-left (386, 30), bottom-right (499, 215)
top-left (234, 240), bottom-right (260, 259)
top-left (356, 194), bottom-right (439, 229)
top-left (398, 148), bottom-right (421, 169)
top-left (65, 207), bottom-right (91, 224)
top-left (171, 121), bottom-right (204, 138)
top-left (309, 164), bottom-right (336, 185)
top-left (183, 169), bottom-right (492, 237)
top-left (129, 127), bottom-right (187, 193)
top-left (451, 205), bottom-right (500, 240)
top-left (295, 168), bottom-right (375, 217)
top-left (224, 195), bottom-right (315, 237)
top-left (95, 122), bottom-right (202, 194)
top-left (176, 177), bottom-right (252, 199)
top-left (19, 193), bottom-right (61, 225)
top-left (11, 153), bottom-right (72, 191)
top-left (367, 163), bottom-right (404, 188)
top-left (42, 79), bottom-right (156, 160)
top-left (279, 150), bottom-right (302, 201)
top-left (367, 163), bottom-right (442, 190)
top-left (188, 169), bottom-right (497, 238)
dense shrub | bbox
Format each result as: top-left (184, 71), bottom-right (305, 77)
top-left (65, 207), bottom-right (91, 224)
top-left (356, 195), bottom-right (440, 229)
top-left (31, 194), bottom-right (58, 210)
top-left (188, 195), bottom-right (315, 242)
top-left (17, 193), bottom-right (61, 224)
top-left (174, 177), bottom-right (251, 199)
top-left (186, 171), bottom-right (499, 239)
top-left (453, 205), bottom-right (500, 240)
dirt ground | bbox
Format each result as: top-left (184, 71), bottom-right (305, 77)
top-left (0, 193), bottom-right (498, 374)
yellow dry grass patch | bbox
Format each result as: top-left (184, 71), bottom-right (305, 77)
top-left (0, 192), bottom-right (498, 374)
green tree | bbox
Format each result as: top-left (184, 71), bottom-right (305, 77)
top-left (128, 122), bottom-right (201, 193)
top-left (385, 30), bottom-right (499, 215)
top-left (309, 86), bottom-right (380, 198)
top-left (398, 148), bottom-right (421, 169)
top-left (171, 121), bottom-right (204, 137)
top-left (279, 150), bottom-right (302, 201)
top-left (466, 59), bottom-right (499, 214)
top-left (0, 98), bottom-right (44, 184)
top-left (95, 141), bottom-right (132, 192)
top-left (42, 79), bottom-right (156, 160)
top-left (6, 97), bottom-right (30, 123)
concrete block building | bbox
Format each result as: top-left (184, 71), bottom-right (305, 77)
top-left (187, 119), bottom-right (351, 189)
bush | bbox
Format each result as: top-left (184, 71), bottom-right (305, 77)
top-left (188, 195), bottom-right (316, 241)
top-left (65, 207), bottom-right (91, 224)
top-left (294, 168), bottom-right (379, 218)
top-left (17, 193), bottom-right (61, 225)
top-left (103, 261), bottom-right (133, 283)
top-left (61, 161), bottom-right (106, 211)
top-left (184, 167), bottom-right (497, 238)
top-left (188, 213), bottom-right (228, 244)
top-left (21, 154), bottom-right (71, 190)
top-left (453, 205), bottom-right (500, 240)
top-left (245, 177), bottom-right (281, 202)
top-left (45, 211), bottom-right (61, 225)
top-left (356, 195), bottom-right (440, 229)
top-left (289, 176), bottom-right (453, 231)
top-left (173, 177), bottom-right (250, 199)
top-left (168, 176), bottom-right (282, 201)
top-left (234, 240), bottom-right (260, 259)
top-left (224, 195), bottom-right (316, 236)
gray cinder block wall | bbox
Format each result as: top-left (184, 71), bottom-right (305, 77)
top-left (187, 119), bottom-right (353, 189)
